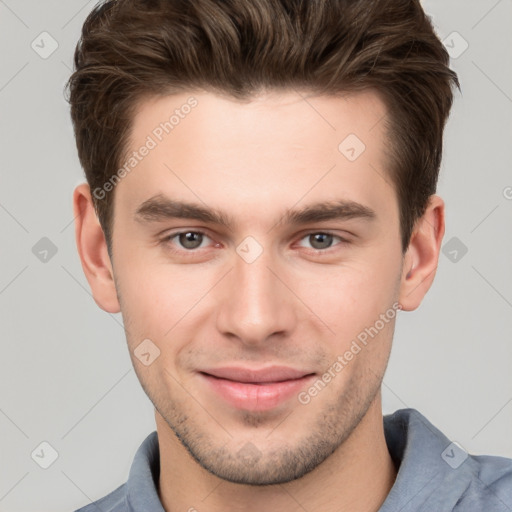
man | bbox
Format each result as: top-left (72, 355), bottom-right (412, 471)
top-left (67, 0), bottom-right (512, 510)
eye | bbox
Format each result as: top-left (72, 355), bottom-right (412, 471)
top-left (161, 230), bottom-right (349, 255)
top-left (297, 232), bottom-right (347, 251)
top-left (165, 231), bottom-right (213, 251)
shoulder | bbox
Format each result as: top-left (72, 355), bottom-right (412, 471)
top-left (74, 483), bottom-right (127, 512)
top-left (461, 453), bottom-right (512, 510)
top-left (382, 409), bottom-right (512, 511)
top-left (73, 431), bottom-right (161, 512)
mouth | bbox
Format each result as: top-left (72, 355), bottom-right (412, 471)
top-left (197, 366), bottom-right (316, 412)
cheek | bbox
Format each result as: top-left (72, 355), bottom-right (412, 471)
top-left (292, 256), bottom-right (400, 340)
top-left (115, 256), bottom-right (221, 343)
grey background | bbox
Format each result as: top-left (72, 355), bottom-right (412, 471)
top-left (0, 0), bottom-right (511, 510)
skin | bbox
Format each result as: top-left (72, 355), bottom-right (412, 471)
top-left (73, 89), bottom-right (445, 512)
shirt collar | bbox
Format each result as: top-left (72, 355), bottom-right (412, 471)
top-left (378, 408), bottom-right (476, 511)
top-left (126, 430), bottom-right (165, 512)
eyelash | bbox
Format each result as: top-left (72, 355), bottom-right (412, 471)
top-left (160, 230), bottom-right (351, 256)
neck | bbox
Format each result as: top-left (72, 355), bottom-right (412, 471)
top-left (156, 393), bottom-right (396, 512)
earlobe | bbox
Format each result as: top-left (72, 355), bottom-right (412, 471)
top-left (72, 183), bottom-right (121, 314)
top-left (398, 195), bottom-right (445, 311)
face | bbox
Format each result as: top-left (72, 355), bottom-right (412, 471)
top-left (110, 89), bottom-right (404, 485)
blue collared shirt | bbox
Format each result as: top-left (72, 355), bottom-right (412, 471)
top-left (74, 408), bottom-right (512, 511)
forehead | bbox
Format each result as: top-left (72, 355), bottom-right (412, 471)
top-left (128, 88), bottom-right (389, 159)
top-left (117, 89), bottom-right (395, 227)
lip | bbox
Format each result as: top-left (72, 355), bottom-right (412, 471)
top-left (198, 366), bottom-right (316, 412)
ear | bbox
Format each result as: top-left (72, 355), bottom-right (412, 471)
top-left (398, 195), bottom-right (445, 311)
top-left (72, 183), bottom-right (121, 313)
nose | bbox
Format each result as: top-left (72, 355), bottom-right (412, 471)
top-left (215, 242), bottom-right (297, 347)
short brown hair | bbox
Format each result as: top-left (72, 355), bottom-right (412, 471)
top-left (66, 0), bottom-right (459, 256)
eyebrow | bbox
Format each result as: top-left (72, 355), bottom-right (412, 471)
top-left (134, 193), bottom-right (376, 229)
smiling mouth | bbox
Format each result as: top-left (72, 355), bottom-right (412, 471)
top-left (198, 368), bottom-right (316, 411)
